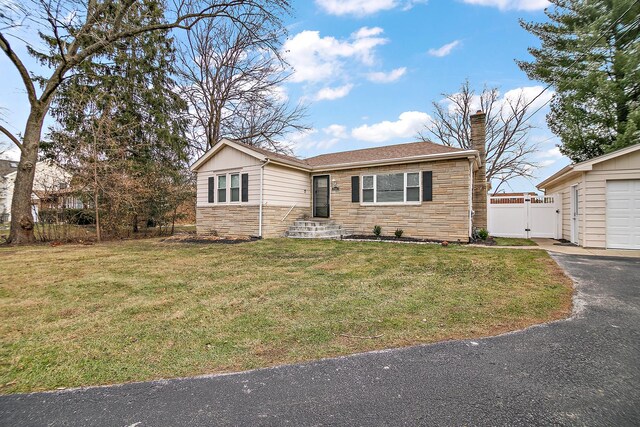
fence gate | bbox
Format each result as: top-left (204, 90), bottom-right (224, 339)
top-left (487, 194), bottom-right (560, 239)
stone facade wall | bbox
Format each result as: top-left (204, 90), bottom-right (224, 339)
top-left (261, 205), bottom-right (308, 238)
top-left (470, 111), bottom-right (488, 230)
top-left (325, 159), bottom-right (472, 241)
top-left (196, 205), bottom-right (260, 237)
top-left (196, 204), bottom-right (309, 238)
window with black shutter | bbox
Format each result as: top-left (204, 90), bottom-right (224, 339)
top-left (241, 173), bottom-right (249, 202)
top-left (351, 176), bottom-right (359, 202)
top-left (422, 171), bottom-right (433, 202)
top-left (208, 176), bottom-right (215, 203)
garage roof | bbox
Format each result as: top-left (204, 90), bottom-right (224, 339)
top-left (537, 143), bottom-right (640, 190)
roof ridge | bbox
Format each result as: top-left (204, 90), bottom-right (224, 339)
top-left (229, 139), bottom-right (310, 165)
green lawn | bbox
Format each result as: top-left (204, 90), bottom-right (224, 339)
top-left (0, 239), bottom-right (571, 394)
top-left (493, 237), bottom-right (538, 246)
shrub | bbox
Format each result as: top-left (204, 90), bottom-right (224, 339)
top-left (477, 228), bottom-right (489, 240)
top-left (37, 208), bottom-right (95, 225)
top-left (373, 225), bottom-right (382, 237)
top-left (66, 209), bottom-right (95, 225)
top-left (394, 228), bottom-right (404, 238)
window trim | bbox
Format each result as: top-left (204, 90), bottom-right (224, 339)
top-left (360, 172), bottom-right (422, 205)
top-left (217, 174), bottom-right (227, 203)
top-left (230, 173), bottom-right (240, 203)
top-left (210, 171), bottom-right (249, 205)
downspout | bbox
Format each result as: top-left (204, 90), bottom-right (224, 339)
top-left (259, 159), bottom-right (270, 238)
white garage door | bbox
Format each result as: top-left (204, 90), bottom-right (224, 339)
top-left (606, 180), bottom-right (640, 249)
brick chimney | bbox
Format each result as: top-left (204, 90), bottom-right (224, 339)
top-left (470, 110), bottom-right (487, 231)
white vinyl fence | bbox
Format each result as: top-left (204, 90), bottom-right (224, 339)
top-left (487, 194), bottom-right (561, 239)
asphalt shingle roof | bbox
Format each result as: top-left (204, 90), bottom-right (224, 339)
top-left (304, 141), bottom-right (465, 167)
top-left (231, 140), bottom-right (466, 169)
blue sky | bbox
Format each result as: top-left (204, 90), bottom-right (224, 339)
top-left (0, 0), bottom-right (569, 191)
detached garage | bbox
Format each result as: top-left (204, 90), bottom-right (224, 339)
top-left (537, 144), bottom-right (640, 250)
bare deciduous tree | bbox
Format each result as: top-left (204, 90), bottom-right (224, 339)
top-left (0, 0), bottom-right (290, 244)
top-left (419, 81), bottom-right (539, 193)
top-left (176, 9), bottom-right (307, 156)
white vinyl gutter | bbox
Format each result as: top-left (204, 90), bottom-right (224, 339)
top-left (258, 158), bottom-right (270, 237)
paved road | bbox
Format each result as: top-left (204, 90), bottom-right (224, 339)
top-left (1, 254), bottom-right (639, 426)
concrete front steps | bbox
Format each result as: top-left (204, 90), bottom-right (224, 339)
top-left (286, 219), bottom-right (344, 239)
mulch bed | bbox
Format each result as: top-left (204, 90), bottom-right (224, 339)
top-left (343, 235), bottom-right (462, 245)
top-left (469, 237), bottom-right (497, 246)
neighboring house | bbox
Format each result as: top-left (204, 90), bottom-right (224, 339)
top-left (1, 160), bottom-right (79, 223)
top-left (0, 159), bottom-right (19, 223)
top-left (191, 112), bottom-right (489, 241)
top-left (537, 143), bottom-right (640, 250)
top-left (489, 192), bottom-right (538, 205)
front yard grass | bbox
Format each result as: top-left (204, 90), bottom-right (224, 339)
top-left (0, 239), bottom-right (572, 394)
top-left (493, 237), bottom-right (538, 246)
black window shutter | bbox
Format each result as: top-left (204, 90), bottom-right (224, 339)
top-left (422, 171), bottom-right (433, 202)
top-left (241, 173), bottom-right (249, 202)
top-left (208, 176), bottom-right (215, 203)
top-left (351, 176), bottom-right (360, 202)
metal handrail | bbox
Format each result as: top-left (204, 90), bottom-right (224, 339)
top-left (282, 204), bottom-right (296, 221)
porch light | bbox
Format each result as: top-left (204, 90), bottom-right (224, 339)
top-left (332, 179), bottom-right (339, 191)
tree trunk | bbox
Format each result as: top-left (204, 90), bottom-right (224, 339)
top-left (171, 206), bottom-right (177, 235)
top-left (93, 134), bottom-right (101, 242)
top-left (8, 107), bottom-right (46, 244)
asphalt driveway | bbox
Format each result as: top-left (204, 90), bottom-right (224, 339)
top-left (1, 254), bottom-right (639, 426)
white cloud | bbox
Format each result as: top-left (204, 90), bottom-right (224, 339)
top-left (535, 146), bottom-right (562, 167)
top-left (283, 27), bottom-right (388, 83)
top-left (352, 111), bottom-right (432, 143)
top-left (439, 85), bottom-right (554, 119)
top-left (537, 146), bottom-right (562, 159)
top-left (286, 128), bottom-right (343, 154)
top-left (323, 124), bottom-right (348, 139)
top-left (428, 40), bottom-right (461, 57)
top-left (315, 0), bottom-right (426, 16)
top-left (461, 0), bottom-right (549, 11)
top-left (269, 86), bottom-right (289, 103)
top-left (315, 84), bottom-right (354, 101)
top-left (353, 26), bottom-right (384, 38)
top-left (367, 67), bottom-right (407, 83)
top-left (546, 146), bottom-right (562, 158)
top-left (502, 86), bottom-right (554, 112)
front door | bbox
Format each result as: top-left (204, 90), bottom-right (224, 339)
top-left (313, 175), bottom-right (330, 218)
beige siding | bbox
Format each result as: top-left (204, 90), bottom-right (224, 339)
top-left (196, 146), bottom-right (262, 207)
top-left (198, 145), bottom-right (262, 171)
top-left (545, 174), bottom-right (585, 245)
top-left (592, 148), bottom-right (640, 171)
top-left (262, 163), bottom-right (311, 207)
top-left (545, 150), bottom-right (640, 248)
